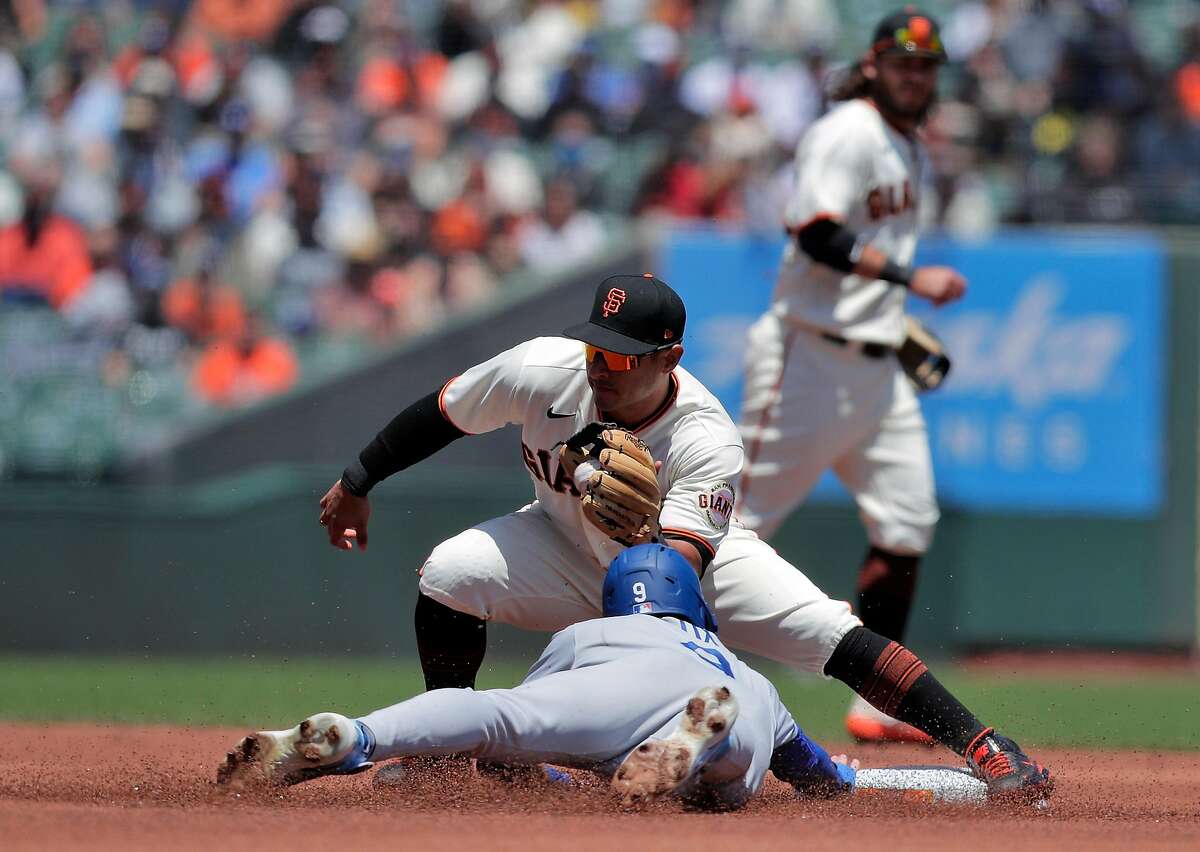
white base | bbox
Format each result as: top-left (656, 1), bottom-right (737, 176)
top-left (854, 766), bottom-right (988, 804)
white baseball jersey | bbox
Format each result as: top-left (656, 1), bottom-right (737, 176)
top-left (777, 97), bottom-right (929, 345)
top-left (438, 336), bottom-right (742, 568)
top-left (419, 335), bottom-right (862, 675)
top-left (737, 99), bottom-right (939, 552)
top-left (359, 614), bottom-right (798, 805)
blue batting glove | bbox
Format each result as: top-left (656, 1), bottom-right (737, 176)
top-left (835, 759), bottom-right (857, 790)
top-left (770, 725), bottom-right (851, 797)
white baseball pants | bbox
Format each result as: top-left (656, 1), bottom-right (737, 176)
top-left (737, 311), bottom-right (939, 553)
top-left (417, 504), bottom-right (860, 674)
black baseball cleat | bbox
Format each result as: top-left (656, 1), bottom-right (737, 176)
top-left (966, 728), bottom-right (1053, 802)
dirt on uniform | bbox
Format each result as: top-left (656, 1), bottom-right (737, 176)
top-left (1, 723), bottom-right (1197, 851)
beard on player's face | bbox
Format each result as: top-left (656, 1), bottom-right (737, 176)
top-left (871, 55), bottom-right (938, 123)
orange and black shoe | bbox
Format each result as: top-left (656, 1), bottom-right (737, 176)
top-left (966, 728), bottom-right (1053, 802)
top-left (844, 695), bottom-right (935, 745)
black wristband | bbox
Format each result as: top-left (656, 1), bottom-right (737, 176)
top-left (880, 259), bottom-right (913, 287)
top-left (340, 460), bottom-right (373, 497)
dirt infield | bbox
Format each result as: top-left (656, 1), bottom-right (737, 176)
top-left (1, 724), bottom-right (1197, 851)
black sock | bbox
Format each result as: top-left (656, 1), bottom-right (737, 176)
top-left (825, 626), bottom-right (986, 755)
top-left (415, 593), bottom-right (486, 690)
top-left (895, 671), bottom-right (989, 755)
top-left (857, 547), bottom-right (920, 642)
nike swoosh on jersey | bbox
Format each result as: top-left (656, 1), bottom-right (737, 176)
top-left (546, 407), bottom-right (574, 419)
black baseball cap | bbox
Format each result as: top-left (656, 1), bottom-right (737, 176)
top-left (871, 6), bottom-right (946, 62)
top-left (562, 274), bottom-right (686, 356)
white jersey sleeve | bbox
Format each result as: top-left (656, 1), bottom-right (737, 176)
top-left (770, 100), bottom-right (923, 343)
top-left (437, 340), bottom-right (538, 435)
top-left (658, 440), bottom-right (742, 564)
top-left (783, 113), bottom-right (870, 230)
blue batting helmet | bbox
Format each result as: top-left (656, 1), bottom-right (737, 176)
top-left (602, 543), bottom-right (718, 633)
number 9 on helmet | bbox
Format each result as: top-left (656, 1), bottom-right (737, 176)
top-left (602, 543), bottom-right (718, 633)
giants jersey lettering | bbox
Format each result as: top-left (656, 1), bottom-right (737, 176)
top-left (438, 337), bottom-right (744, 569)
top-left (777, 98), bottom-right (929, 345)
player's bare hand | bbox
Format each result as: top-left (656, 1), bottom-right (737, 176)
top-left (318, 480), bottom-right (370, 551)
top-left (830, 754), bottom-right (861, 771)
top-left (910, 266), bottom-right (966, 307)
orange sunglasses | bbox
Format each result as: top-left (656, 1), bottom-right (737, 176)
top-left (584, 344), bottom-right (641, 372)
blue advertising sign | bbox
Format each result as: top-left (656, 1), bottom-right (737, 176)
top-left (661, 228), bottom-right (1165, 516)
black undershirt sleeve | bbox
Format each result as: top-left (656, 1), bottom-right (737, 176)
top-left (793, 219), bottom-right (912, 287)
top-left (794, 218), bottom-right (859, 273)
top-left (339, 388), bottom-right (467, 496)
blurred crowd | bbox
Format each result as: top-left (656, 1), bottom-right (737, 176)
top-left (0, 0), bottom-right (1198, 473)
top-left (927, 0), bottom-right (1200, 229)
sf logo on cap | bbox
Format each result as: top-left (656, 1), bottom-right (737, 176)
top-left (602, 288), bottom-right (627, 318)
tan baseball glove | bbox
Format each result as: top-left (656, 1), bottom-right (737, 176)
top-left (558, 422), bottom-right (661, 546)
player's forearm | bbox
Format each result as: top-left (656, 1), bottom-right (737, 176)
top-left (340, 389), bottom-right (467, 496)
top-left (851, 243), bottom-right (912, 287)
top-left (793, 219), bottom-right (911, 286)
top-left (662, 536), bottom-right (710, 576)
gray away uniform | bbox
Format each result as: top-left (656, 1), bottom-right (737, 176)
top-left (359, 615), bottom-right (798, 801)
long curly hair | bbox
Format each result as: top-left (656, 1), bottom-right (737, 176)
top-left (827, 59), bottom-right (937, 124)
top-left (828, 62), bottom-right (872, 102)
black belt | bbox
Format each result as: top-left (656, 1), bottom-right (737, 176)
top-left (819, 332), bottom-right (891, 360)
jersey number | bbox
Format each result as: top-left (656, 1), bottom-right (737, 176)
top-left (680, 641), bottom-right (734, 678)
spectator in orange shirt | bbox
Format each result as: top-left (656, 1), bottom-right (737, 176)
top-left (0, 179), bottom-right (93, 309)
top-left (161, 264), bottom-right (248, 343)
top-left (192, 320), bottom-right (298, 407)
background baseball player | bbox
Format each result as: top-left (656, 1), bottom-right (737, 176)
top-left (737, 7), bottom-right (968, 744)
top-left (218, 544), bottom-right (857, 810)
top-left (317, 275), bottom-right (1049, 800)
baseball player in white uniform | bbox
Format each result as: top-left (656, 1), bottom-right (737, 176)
top-left (737, 8), bottom-right (968, 744)
top-left (315, 275), bottom-right (1049, 800)
top-left (218, 544), bottom-right (858, 810)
